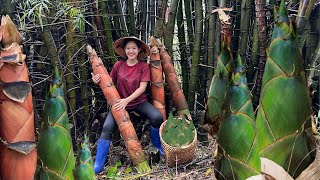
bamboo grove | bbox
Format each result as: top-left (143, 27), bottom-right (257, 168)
top-left (0, 0), bottom-right (318, 179)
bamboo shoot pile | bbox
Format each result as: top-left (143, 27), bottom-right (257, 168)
top-left (162, 112), bottom-right (195, 147)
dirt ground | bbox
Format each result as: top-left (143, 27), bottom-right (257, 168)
top-left (94, 132), bottom-right (217, 180)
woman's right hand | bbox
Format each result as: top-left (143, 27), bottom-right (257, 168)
top-left (91, 73), bottom-right (101, 84)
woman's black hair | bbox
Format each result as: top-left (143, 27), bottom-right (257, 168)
top-left (121, 38), bottom-right (142, 48)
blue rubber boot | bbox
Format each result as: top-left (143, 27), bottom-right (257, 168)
top-left (150, 127), bottom-right (164, 156)
top-left (94, 139), bottom-right (111, 174)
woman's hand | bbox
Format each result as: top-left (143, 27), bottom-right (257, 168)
top-left (114, 98), bottom-right (129, 111)
top-left (91, 73), bottom-right (101, 84)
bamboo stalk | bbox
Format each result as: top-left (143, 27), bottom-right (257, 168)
top-left (148, 0), bottom-right (155, 36)
top-left (0, 0), bottom-right (16, 18)
top-left (296, 0), bottom-right (316, 35)
top-left (77, 42), bottom-right (90, 132)
top-left (207, 0), bottom-right (218, 82)
top-left (163, 0), bottom-right (179, 56)
top-left (154, 0), bottom-right (166, 38)
top-left (184, 0), bottom-right (194, 52)
top-left (177, 0), bottom-right (189, 96)
top-left (138, 0), bottom-right (147, 42)
top-left (86, 45), bottom-right (150, 173)
top-left (231, 1), bottom-right (241, 58)
top-left (128, 0), bottom-right (136, 36)
top-left (305, 7), bottom-right (319, 77)
top-left (247, 20), bottom-right (259, 92)
top-left (66, 0), bottom-right (77, 139)
top-left (188, 0), bottom-right (203, 111)
top-left (115, 0), bottom-right (128, 37)
top-left (109, 0), bottom-right (121, 39)
top-left (253, 0), bottom-right (267, 107)
top-left (238, 0), bottom-right (253, 62)
top-left (99, 0), bottom-right (117, 65)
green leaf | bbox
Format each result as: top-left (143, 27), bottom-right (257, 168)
top-left (116, 161), bottom-right (122, 167)
top-left (106, 166), bottom-right (118, 178)
top-left (125, 167), bottom-right (132, 174)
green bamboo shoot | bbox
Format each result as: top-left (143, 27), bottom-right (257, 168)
top-left (256, 0), bottom-right (313, 177)
top-left (216, 55), bottom-right (261, 179)
top-left (37, 66), bottom-right (75, 180)
top-left (74, 135), bottom-right (96, 180)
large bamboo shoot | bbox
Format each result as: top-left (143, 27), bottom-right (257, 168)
top-left (156, 39), bottom-right (191, 120)
top-left (256, 0), bottom-right (313, 177)
top-left (216, 55), bottom-right (261, 179)
top-left (0, 15), bottom-right (36, 180)
top-left (149, 36), bottom-right (166, 122)
top-left (37, 66), bottom-right (75, 180)
top-left (203, 22), bottom-right (234, 135)
top-left (74, 135), bottom-right (96, 180)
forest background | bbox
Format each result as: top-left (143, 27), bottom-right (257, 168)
top-left (0, 0), bottom-right (318, 173)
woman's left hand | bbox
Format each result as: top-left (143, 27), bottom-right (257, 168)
top-left (114, 98), bottom-right (129, 111)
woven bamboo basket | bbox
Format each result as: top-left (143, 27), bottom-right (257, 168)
top-left (159, 121), bottom-right (197, 167)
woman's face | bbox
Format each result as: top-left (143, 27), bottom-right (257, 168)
top-left (125, 41), bottom-right (140, 60)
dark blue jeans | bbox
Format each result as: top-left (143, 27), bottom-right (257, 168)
top-left (100, 101), bottom-right (163, 140)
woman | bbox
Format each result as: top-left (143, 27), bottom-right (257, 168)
top-left (92, 36), bottom-right (164, 174)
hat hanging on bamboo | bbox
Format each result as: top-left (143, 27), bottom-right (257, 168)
top-left (113, 36), bottom-right (150, 60)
